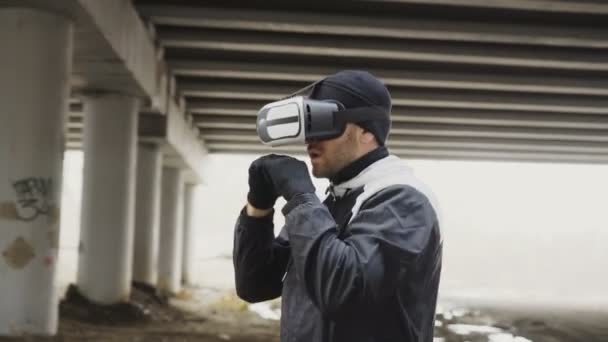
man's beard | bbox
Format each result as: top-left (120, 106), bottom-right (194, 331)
top-left (312, 150), bottom-right (353, 180)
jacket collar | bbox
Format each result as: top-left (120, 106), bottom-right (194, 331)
top-left (329, 146), bottom-right (389, 185)
top-left (329, 154), bottom-right (443, 227)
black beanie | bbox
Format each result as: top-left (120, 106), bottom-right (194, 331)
top-left (310, 70), bottom-right (392, 145)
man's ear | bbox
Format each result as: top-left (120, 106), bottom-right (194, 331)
top-left (360, 130), bottom-right (376, 144)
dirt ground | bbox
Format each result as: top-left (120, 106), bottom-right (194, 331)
top-left (0, 285), bottom-right (280, 342)
top-left (1, 285), bottom-right (607, 342)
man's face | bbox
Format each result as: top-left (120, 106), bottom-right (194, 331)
top-left (306, 124), bottom-right (361, 179)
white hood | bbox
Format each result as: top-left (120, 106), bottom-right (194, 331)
top-left (329, 155), bottom-right (442, 225)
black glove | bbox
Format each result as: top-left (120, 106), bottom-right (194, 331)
top-left (247, 157), bottom-right (279, 210)
top-left (255, 154), bottom-right (315, 202)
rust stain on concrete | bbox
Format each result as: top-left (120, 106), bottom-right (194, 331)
top-left (47, 228), bottom-right (59, 249)
top-left (2, 237), bottom-right (35, 269)
top-left (48, 205), bottom-right (60, 225)
top-left (47, 206), bottom-right (61, 248)
top-left (0, 202), bottom-right (19, 220)
top-left (44, 255), bottom-right (54, 267)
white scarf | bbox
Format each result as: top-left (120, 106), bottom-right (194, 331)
top-left (328, 155), bottom-right (443, 226)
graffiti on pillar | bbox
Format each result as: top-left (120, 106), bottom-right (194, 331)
top-left (11, 178), bottom-right (54, 222)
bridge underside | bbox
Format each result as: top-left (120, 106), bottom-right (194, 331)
top-left (96, 0), bottom-right (607, 164)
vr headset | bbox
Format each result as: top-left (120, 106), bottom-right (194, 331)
top-left (256, 82), bottom-right (389, 146)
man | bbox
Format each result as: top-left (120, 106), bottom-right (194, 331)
top-left (233, 70), bottom-right (442, 342)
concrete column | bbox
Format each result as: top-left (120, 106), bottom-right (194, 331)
top-left (132, 143), bottom-right (163, 286)
top-left (158, 167), bottom-right (185, 294)
top-left (77, 94), bottom-right (139, 304)
top-left (182, 184), bottom-right (197, 285)
top-left (0, 8), bottom-right (72, 336)
top-left (0, 8), bottom-right (72, 335)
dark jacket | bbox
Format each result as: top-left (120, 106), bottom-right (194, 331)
top-left (233, 155), bottom-right (442, 342)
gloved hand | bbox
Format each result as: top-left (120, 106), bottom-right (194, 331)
top-left (247, 157), bottom-right (279, 210)
top-left (252, 154), bottom-right (315, 202)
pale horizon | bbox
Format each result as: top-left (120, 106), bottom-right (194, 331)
top-left (59, 150), bottom-right (608, 311)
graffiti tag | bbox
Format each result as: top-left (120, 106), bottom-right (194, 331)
top-left (12, 178), bottom-right (54, 221)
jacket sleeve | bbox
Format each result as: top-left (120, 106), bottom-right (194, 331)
top-left (233, 208), bottom-right (291, 303)
top-left (282, 186), bottom-right (438, 318)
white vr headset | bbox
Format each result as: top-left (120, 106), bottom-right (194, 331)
top-left (257, 89), bottom-right (388, 146)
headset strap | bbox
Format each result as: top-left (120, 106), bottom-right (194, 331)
top-left (334, 106), bottom-right (390, 125)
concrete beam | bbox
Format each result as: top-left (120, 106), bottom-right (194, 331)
top-left (205, 143), bottom-right (608, 164)
top-left (186, 98), bottom-right (608, 120)
top-left (72, 103), bottom-right (608, 134)
top-left (188, 107), bottom-right (608, 130)
top-left (66, 110), bottom-right (205, 181)
top-left (139, 5), bottom-right (608, 48)
top-left (8, 1), bottom-right (206, 181)
top-left (72, 0), bottom-right (157, 96)
top-left (362, 0), bottom-right (608, 15)
top-left (139, 108), bottom-right (207, 183)
top-left (32, 0), bottom-right (207, 181)
top-left (194, 118), bottom-right (608, 142)
top-left (198, 130), bottom-right (608, 154)
top-left (178, 80), bottom-right (608, 114)
top-left (158, 27), bottom-right (608, 72)
top-left (170, 60), bottom-right (608, 96)
top-left (64, 128), bottom-right (608, 154)
top-left (66, 138), bottom-right (608, 164)
top-left (186, 99), bottom-right (266, 116)
top-left (16, 0), bottom-right (159, 97)
top-left (389, 123), bottom-right (608, 142)
top-left (65, 125), bottom-right (608, 160)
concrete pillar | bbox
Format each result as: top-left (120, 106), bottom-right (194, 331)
top-left (77, 94), bottom-right (139, 304)
top-left (132, 143), bottom-right (163, 286)
top-left (182, 184), bottom-right (197, 285)
top-left (158, 167), bottom-right (185, 294)
top-left (0, 8), bottom-right (72, 335)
